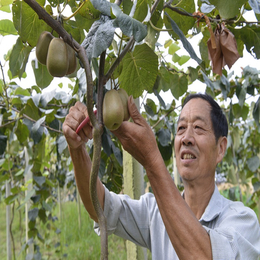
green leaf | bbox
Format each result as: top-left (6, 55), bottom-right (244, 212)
top-left (111, 142), bottom-right (122, 166)
top-left (0, 19), bottom-right (17, 36)
top-left (102, 129), bottom-right (113, 157)
top-left (14, 86), bottom-right (30, 96)
top-left (9, 37), bottom-right (32, 79)
top-left (91, 0), bottom-right (111, 16)
top-left (201, 70), bottom-right (215, 92)
top-left (24, 189), bottom-right (36, 204)
top-left (249, 0), bottom-right (260, 14)
top-left (168, 42), bottom-right (180, 55)
top-left (22, 98), bottom-right (40, 121)
top-left (158, 66), bottom-right (176, 92)
top-left (63, 19), bottom-right (82, 44)
top-left (253, 97), bottom-right (260, 128)
top-left (5, 194), bottom-right (19, 205)
top-left (90, 0), bottom-right (147, 42)
top-left (57, 135), bottom-right (68, 154)
top-left (231, 127), bottom-right (241, 151)
top-left (158, 142), bottom-right (172, 161)
top-left (157, 128), bottom-right (171, 147)
top-left (0, 0), bottom-right (12, 12)
top-left (247, 156), bottom-right (260, 172)
top-left (209, 0), bottom-right (247, 19)
top-left (15, 169), bottom-right (24, 176)
top-left (164, 0), bottom-right (195, 40)
top-left (0, 158), bottom-right (12, 171)
top-left (178, 55), bottom-right (190, 66)
top-left (40, 90), bottom-right (56, 107)
top-left (154, 89), bottom-right (166, 108)
top-left (145, 23), bottom-right (160, 50)
top-left (28, 208), bottom-right (39, 221)
top-left (32, 60), bottom-right (53, 89)
top-left (119, 44), bottom-right (158, 98)
top-left (172, 53), bottom-right (181, 63)
top-left (81, 16), bottom-right (115, 60)
top-left (23, 118), bottom-right (44, 144)
top-left (145, 98), bottom-right (157, 115)
top-left (232, 103), bottom-right (249, 121)
top-left (170, 74), bottom-right (188, 99)
top-left (112, 5), bottom-right (147, 42)
top-left (12, 0), bottom-right (50, 47)
top-left (34, 176), bottom-right (46, 187)
top-left (0, 135), bottom-right (7, 155)
top-left (231, 26), bottom-right (260, 59)
top-left (32, 116), bottom-right (46, 133)
top-left (0, 79), bottom-right (3, 94)
top-left (133, 0), bottom-right (149, 22)
top-left (188, 66), bottom-right (198, 83)
top-left (164, 12), bottom-right (202, 64)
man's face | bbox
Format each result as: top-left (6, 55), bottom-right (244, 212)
top-left (174, 98), bottom-right (223, 184)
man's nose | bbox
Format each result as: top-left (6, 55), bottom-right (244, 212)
top-left (181, 127), bottom-right (195, 146)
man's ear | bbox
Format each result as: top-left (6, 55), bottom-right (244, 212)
top-left (216, 136), bottom-right (227, 164)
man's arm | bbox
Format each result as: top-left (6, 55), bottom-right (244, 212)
top-left (62, 102), bottom-right (105, 222)
top-left (113, 96), bottom-right (212, 260)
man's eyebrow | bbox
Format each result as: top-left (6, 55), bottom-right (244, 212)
top-left (177, 116), bottom-right (208, 124)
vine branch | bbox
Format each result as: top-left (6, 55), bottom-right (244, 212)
top-left (23, 1), bottom-right (107, 258)
top-left (163, 4), bottom-right (260, 26)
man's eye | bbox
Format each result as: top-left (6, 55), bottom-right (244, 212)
top-left (195, 125), bottom-right (204, 131)
top-left (177, 126), bottom-right (185, 132)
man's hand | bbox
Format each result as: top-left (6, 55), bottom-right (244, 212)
top-left (63, 101), bottom-right (93, 149)
top-left (112, 96), bottom-right (161, 170)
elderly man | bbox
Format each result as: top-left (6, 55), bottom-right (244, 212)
top-left (63, 93), bottom-right (260, 259)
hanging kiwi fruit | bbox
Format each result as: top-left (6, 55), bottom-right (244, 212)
top-left (47, 38), bottom-right (69, 77)
top-left (36, 31), bottom-right (54, 65)
top-left (117, 88), bottom-right (130, 121)
top-left (35, 31), bottom-right (77, 77)
top-left (103, 89), bottom-right (130, 131)
top-left (66, 43), bottom-right (77, 75)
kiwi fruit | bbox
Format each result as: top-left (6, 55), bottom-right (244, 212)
top-left (117, 88), bottom-right (130, 121)
top-left (103, 89), bottom-right (124, 130)
top-left (36, 31), bottom-right (54, 65)
top-left (66, 43), bottom-right (77, 75)
top-left (46, 38), bottom-right (69, 77)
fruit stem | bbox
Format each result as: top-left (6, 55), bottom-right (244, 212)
top-left (63, 0), bottom-right (86, 21)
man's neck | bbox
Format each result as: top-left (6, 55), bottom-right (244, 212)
top-left (183, 180), bottom-right (215, 220)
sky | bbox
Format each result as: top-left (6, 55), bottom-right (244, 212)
top-left (1, 7), bottom-right (260, 108)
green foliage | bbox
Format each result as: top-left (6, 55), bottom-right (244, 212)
top-left (1, 0), bottom-right (260, 258)
top-left (208, 0), bottom-right (247, 19)
top-left (0, 201), bottom-right (127, 259)
top-left (119, 43), bottom-right (158, 97)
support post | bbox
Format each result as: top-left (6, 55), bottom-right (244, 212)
top-left (123, 98), bottom-right (147, 260)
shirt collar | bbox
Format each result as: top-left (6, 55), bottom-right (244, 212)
top-left (181, 184), bottom-right (224, 222)
top-left (199, 184), bottom-right (223, 222)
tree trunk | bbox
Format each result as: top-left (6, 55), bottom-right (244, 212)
top-left (123, 98), bottom-right (147, 260)
top-left (6, 181), bottom-right (12, 260)
top-left (77, 188), bottom-right (82, 230)
top-left (24, 147), bottom-right (34, 256)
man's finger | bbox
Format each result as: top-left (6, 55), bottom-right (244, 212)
top-left (128, 96), bottom-right (147, 126)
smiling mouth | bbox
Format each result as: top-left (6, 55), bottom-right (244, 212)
top-left (182, 154), bottom-right (196, 159)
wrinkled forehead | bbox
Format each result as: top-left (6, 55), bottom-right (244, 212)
top-left (178, 98), bottom-right (212, 124)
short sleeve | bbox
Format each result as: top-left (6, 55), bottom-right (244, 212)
top-left (203, 206), bottom-right (260, 260)
top-left (94, 185), bottom-right (156, 249)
